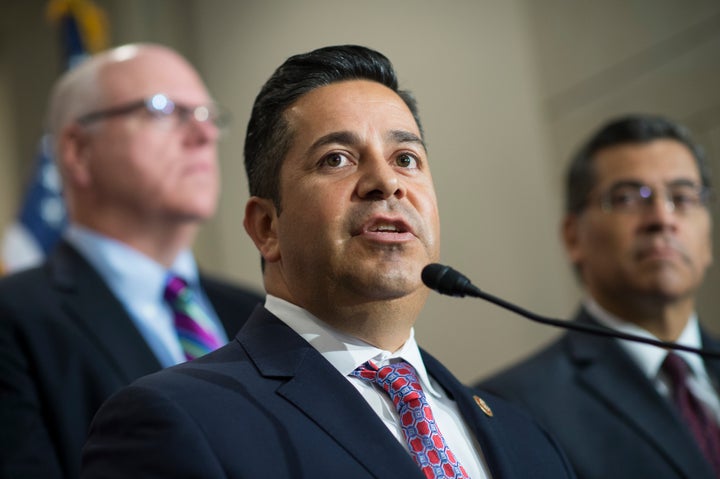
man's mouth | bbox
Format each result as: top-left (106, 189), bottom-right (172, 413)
top-left (367, 222), bottom-right (408, 233)
top-left (354, 216), bottom-right (416, 242)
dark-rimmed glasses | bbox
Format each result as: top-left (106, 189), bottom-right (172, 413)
top-left (598, 181), bottom-right (712, 214)
top-left (75, 93), bottom-right (231, 130)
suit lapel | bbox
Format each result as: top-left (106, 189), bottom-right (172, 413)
top-left (701, 329), bottom-right (720, 383)
top-left (199, 275), bottom-right (260, 337)
top-left (238, 309), bottom-right (424, 478)
top-left (201, 278), bottom-right (237, 336)
top-left (422, 350), bottom-right (516, 479)
top-left (569, 311), bottom-right (714, 479)
top-left (49, 242), bottom-right (161, 382)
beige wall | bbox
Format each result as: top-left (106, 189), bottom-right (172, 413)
top-left (0, 1), bottom-right (54, 224)
top-left (526, 1), bottom-right (720, 342)
top-left (0, 63), bottom-right (18, 238)
top-left (1, 0), bottom-right (718, 383)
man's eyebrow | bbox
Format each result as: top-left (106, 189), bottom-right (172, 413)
top-left (607, 180), bottom-right (644, 190)
top-left (388, 130), bottom-right (426, 151)
top-left (307, 131), bottom-right (360, 155)
top-left (306, 129), bottom-right (426, 155)
top-left (667, 178), bottom-right (704, 188)
top-left (608, 178), bottom-right (703, 189)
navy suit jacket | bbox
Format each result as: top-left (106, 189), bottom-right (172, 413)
top-left (82, 306), bottom-right (575, 478)
top-left (0, 241), bottom-right (263, 479)
top-left (477, 308), bottom-right (720, 479)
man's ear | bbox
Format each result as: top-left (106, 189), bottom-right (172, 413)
top-left (58, 124), bottom-right (92, 188)
top-left (562, 213), bottom-right (582, 267)
top-left (244, 197), bottom-right (281, 263)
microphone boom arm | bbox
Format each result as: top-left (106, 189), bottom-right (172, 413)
top-left (422, 263), bottom-right (720, 359)
top-left (468, 286), bottom-right (720, 359)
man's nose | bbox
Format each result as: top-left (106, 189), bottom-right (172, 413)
top-left (183, 116), bottom-right (220, 145)
top-left (640, 192), bottom-right (678, 232)
top-left (356, 154), bottom-right (406, 200)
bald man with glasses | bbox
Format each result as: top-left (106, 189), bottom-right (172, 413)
top-left (0, 43), bottom-right (261, 479)
top-left (477, 114), bottom-right (720, 479)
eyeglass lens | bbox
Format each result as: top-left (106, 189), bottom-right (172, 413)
top-left (601, 182), bottom-right (709, 213)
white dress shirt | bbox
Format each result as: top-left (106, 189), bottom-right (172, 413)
top-left (585, 297), bottom-right (720, 424)
top-left (265, 294), bottom-right (491, 479)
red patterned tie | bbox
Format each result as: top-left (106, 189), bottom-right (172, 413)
top-left (164, 275), bottom-right (223, 360)
top-left (662, 353), bottom-right (720, 477)
top-left (351, 361), bottom-right (470, 479)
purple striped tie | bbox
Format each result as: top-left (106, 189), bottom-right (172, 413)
top-left (163, 275), bottom-right (223, 360)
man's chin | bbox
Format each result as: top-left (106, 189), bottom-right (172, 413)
top-left (170, 203), bottom-right (217, 223)
top-left (634, 275), bottom-right (696, 301)
top-left (368, 268), bottom-right (427, 297)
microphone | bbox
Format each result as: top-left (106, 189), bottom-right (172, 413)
top-left (422, 263), bottom-right (720, 359)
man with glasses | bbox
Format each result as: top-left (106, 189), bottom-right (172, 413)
top-left (478, 114), bottom-right (720, 479)
top-left (0, 43), bottom-right (261, 479)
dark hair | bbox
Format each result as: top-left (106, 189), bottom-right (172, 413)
top-left (565, 114), bottom-right (711, 214)
top-left (243, 45), bottom-right (423, 209)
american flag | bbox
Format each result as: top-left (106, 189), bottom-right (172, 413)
top-left (1, 0), bottom-right (108, 273)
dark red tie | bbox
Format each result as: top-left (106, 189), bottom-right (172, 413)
top-left (662, 353), bottom-right (720, 477)
top-left (351, 361), bottom-right (470, 479)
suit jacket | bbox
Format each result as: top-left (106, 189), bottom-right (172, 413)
top-left (81, 306), bottom-right (576, 479)
top-left (477, 307), bottom-right (720, 479)
top-left (0, 241), bottom-right (263, 479)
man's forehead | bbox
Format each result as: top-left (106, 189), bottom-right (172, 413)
top-left (286, 81), bottom-right (420, 137)
top-left (593, 140), bottom-right (701, 184)
top-left (98, 50), bottom-right (207, 102)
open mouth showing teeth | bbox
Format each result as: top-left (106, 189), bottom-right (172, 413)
top-left (369, 224), bottom-right (406, 233)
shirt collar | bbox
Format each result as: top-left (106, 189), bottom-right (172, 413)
top-left (64, 224), bottom-right (199, 303)
top-left (264, 294), bottom-right (442, 397)
top-left (583, 296), bottom-right (704, 379)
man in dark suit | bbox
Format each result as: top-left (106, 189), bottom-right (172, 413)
top-left (81, 45), bottom-right (576, 478)
top-left (0, 44), bottom-right (261, 479)
top-left (478, 114), bottom-right (720, 479)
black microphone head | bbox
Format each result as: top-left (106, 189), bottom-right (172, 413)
top-left (421, 263), bottom-right (451, 290)
top-left (421, 263), bottom-right (480, 297)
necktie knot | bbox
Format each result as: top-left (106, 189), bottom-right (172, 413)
top-left (351, 360), bottom-right (469, 478)
top-left (353, 361), bottom-right (423, 406)
top-left (164, 275), bottom-right (190, 304)
top-left (662, 352), bottom-right (690, 387)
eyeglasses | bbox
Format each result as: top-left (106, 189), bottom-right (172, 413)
top-left (598, 181), bottom-right (712, 214)
top-left (75, 93), bottom-right (231, 130)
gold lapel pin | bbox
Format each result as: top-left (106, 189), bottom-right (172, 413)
top-left (474, 395), bottom-right (493, 417)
